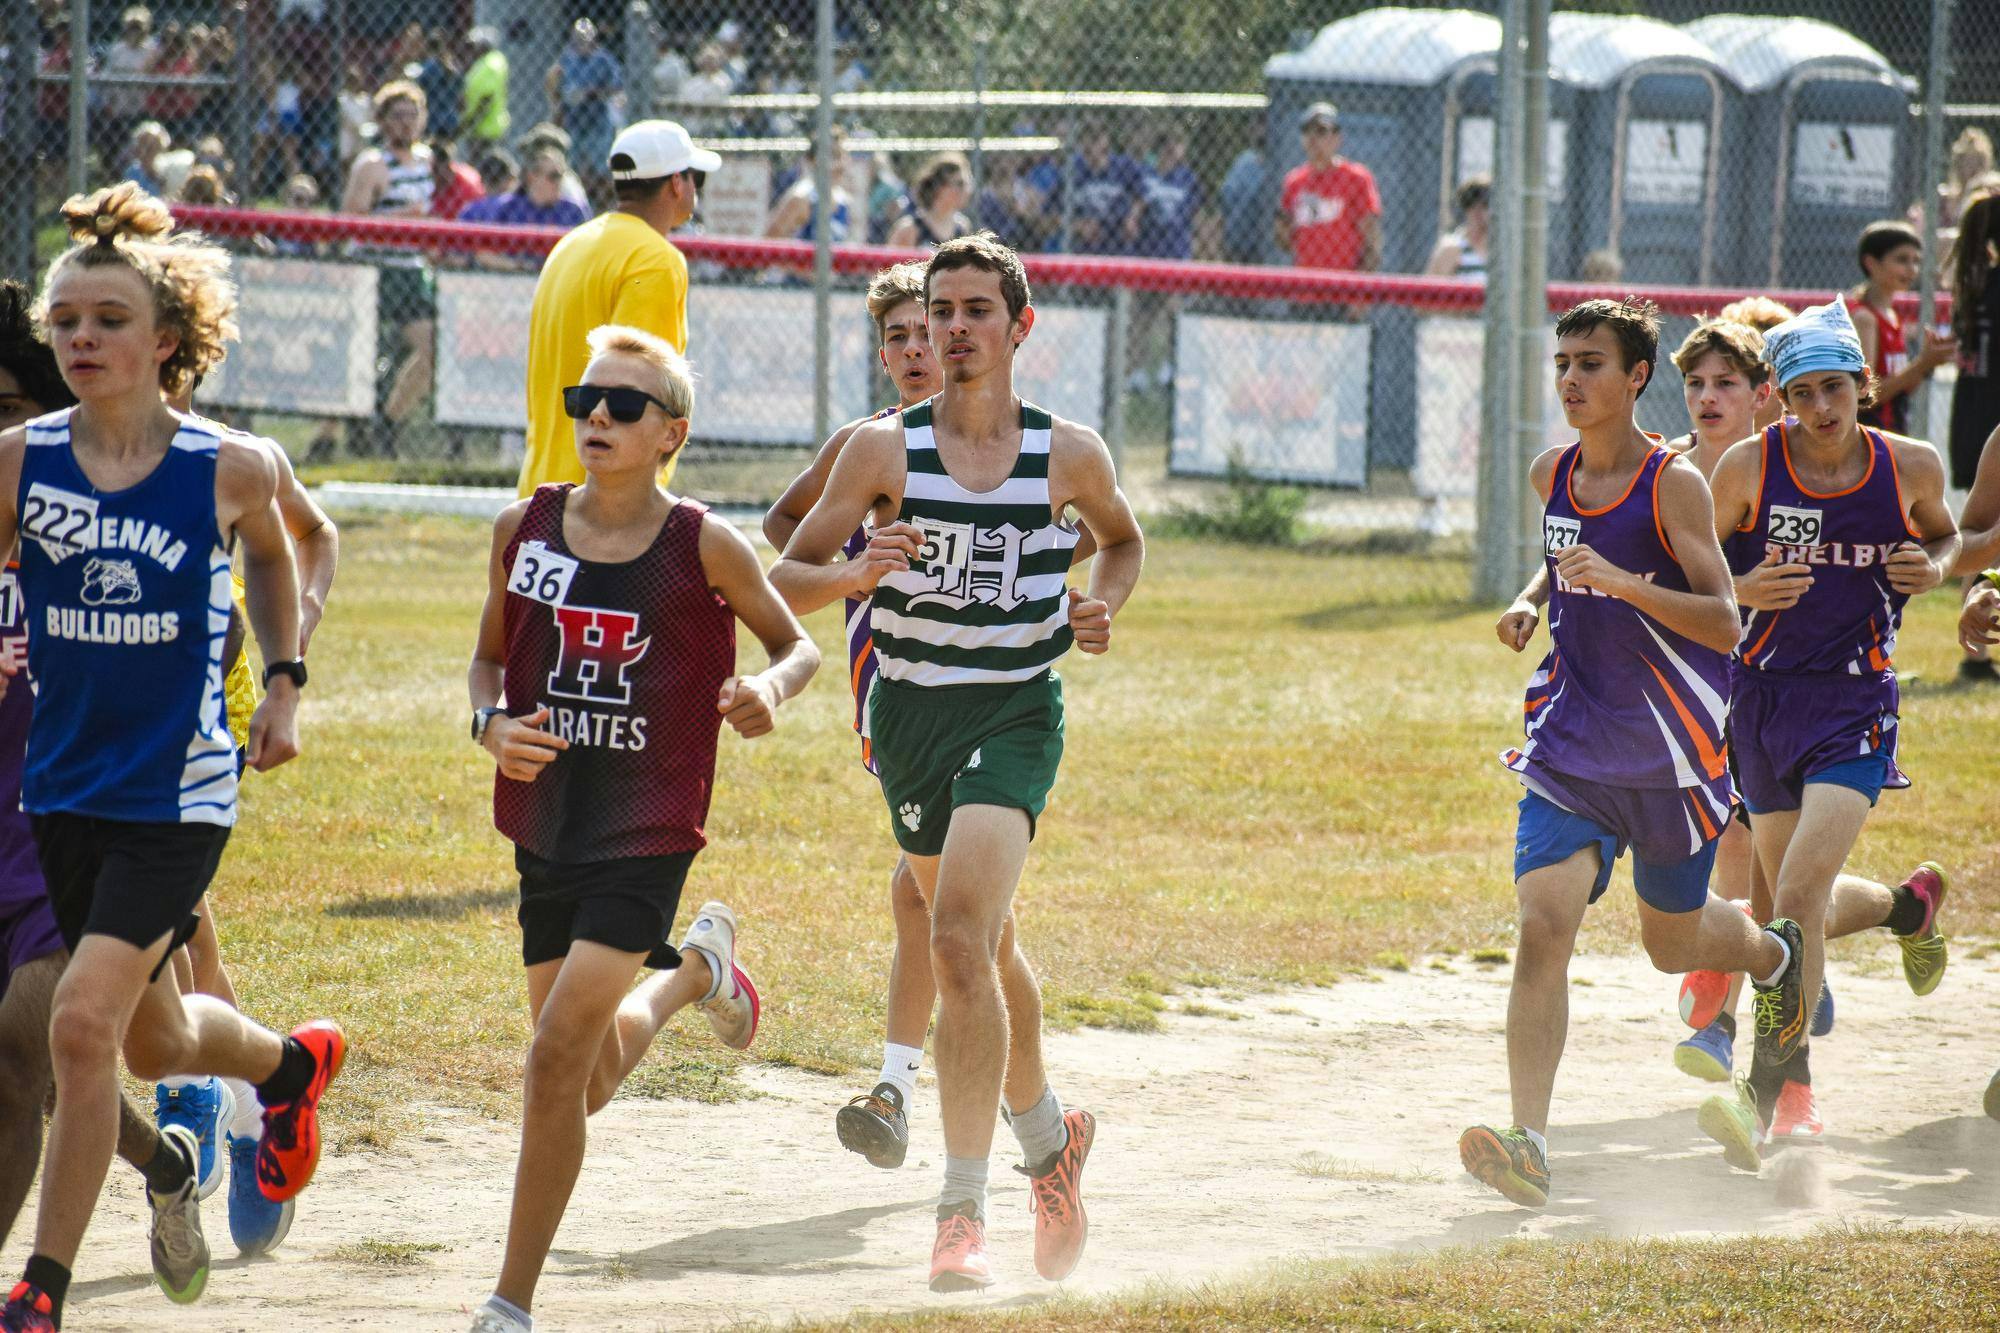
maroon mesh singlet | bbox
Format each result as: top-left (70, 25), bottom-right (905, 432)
top-left (494, 485), bottom-right (735, 862)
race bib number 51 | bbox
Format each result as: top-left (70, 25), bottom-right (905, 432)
top-left (914, 518), bottom-right (974, 572)
top-left (507, 540), bottom-right (580, 608)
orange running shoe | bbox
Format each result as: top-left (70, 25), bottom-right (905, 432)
top-left (1770, 1079), bottom-right (1823, 1139)
top-left (256, 1020), bottom-right (346, 1203)
top-left (1018, 1108), bottom-right (1095, 1281)
top-left (1679, 901), bottom-right (1753, 1028)
top-left (928, 1203), bottom-right (994, 1292)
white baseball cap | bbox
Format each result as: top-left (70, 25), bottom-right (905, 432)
top-left (608, 120), bottom-right (721, 181)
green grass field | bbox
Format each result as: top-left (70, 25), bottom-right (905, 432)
top-left (214, 514), bottom-right (1999, 1150)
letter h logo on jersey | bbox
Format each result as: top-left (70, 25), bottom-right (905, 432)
top-left (907, 521), bottom-right (1033, 613)
top-left (546, 606), bottom-right (651, 705)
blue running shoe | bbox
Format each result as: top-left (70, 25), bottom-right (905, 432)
top-left (227, 1131), bottom-right (294, 1257)
top-left (1673, 1020), bottom-right (1733, 1082)
top-left (1812, 979), bottom-right (1834, 1038)
top-left (155, 1078), bottom-right (234, 1202)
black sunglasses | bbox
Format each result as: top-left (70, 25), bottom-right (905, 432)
top-left (563, 384), bottom-right (676, 422)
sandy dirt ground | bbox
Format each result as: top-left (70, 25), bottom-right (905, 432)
top-left (11, 947), bottom-right (2000, 1332)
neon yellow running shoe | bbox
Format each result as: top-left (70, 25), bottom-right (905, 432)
top-left (1697, 1073), bottom-right (1764, 1174)
top-left (1896, 862), bottom-right (1948, 997)
top-left (1459, 1124), bottom-right (1549, 1207)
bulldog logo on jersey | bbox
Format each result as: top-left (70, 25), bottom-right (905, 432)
top-left (79, 557), bottom-right (143, 607)
top-left (546, 605), bottom-right (651, 705)
top-left (907, 520), bottom-right (1034, 613)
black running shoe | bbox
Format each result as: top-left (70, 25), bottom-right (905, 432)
top-left (836, 1082), bottom-right (909, 1169)
top-left (1752, 918), bottom-right (1807, 1066)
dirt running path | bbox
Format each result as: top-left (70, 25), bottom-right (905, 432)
top-left (15, 949), bottom-right (2000, 1331)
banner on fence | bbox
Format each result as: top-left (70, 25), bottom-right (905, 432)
top-left (200, 259), bottom-right (377, 418)
top-left (1171, 315), bottom-right (1369, 487)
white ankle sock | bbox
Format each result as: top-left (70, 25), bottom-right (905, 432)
top-left (480, 1294), bottom-right (532, 1330)
top-left (1522, 1127), bottom-right (1549, 1158)
top-left (1754, 933), bottom-right (1793, 990)
top-left (879, 1043), bottom-right (923, 1105)
top-left (157, 1074), bottom-right (204, 1091)
top-left (223, 1077), bottom-right (263, 1139)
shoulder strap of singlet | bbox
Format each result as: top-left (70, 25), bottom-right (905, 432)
top-left (1552, 442), bottom-right (1581, 502)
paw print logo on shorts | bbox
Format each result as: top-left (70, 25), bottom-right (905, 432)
top-left (899, 802), bottom-right (922, 831)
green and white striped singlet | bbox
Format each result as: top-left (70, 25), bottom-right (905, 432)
top-left (870, 399), bottom-right (1080, 687)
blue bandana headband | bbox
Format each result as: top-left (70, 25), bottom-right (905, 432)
top-left (1764, 298), bottom-right (1867, 389)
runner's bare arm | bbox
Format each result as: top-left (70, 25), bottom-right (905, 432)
top-left (700, 514), bottom-right (821, 738)
top-left (1556, 458), bottom-right (1739, 653)
top-left (1494, 448), bottom-right (1567, 648)
top-left (267, 439), bottom-right (339, 652)
top-left (469, 500), bottom-right (568, 781)
top-left (1710, 436), bottom-right (1811, 611)
top-left (1952, 423), bottom-right (2000, 575)
top-left (1884, 436), bottom-right (1959, 595)
top-left (339, 151), bottom-right (385, 215)
top-left (1051, 420), bottom-right (1143, 654)
top-left (763, 418), bottom-right (862, 550)
top-left (770, 419), bottom-right (911, 615)
top-left (221, 438), bottom-right (302, 770)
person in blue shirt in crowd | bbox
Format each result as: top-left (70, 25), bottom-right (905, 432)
top-left (1128, 125), bottom-right (1202, 260)
top-left (1221, 115), bottom-right (1268, 265)
top-left (545, 19), bottom-right (622, 203)
top-left (1053, 118), bottom-right (1145, 255)
top-left (460, 146), bottom-right (590, 270)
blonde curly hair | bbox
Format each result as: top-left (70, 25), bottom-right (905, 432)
top-left (36, 181), bottom-right (238, 399)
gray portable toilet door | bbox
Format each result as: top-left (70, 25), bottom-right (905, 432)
top-left (1767, 68), bottom-right (1903, 289)
top-left (1438, 62), bottom-right (1488, 236)
top-left (1606, 63), bottom-right (1726, 286)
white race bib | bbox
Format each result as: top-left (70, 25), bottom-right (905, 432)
top-left (21, 483), bottom-right (99, 563)
top-left (507, 540), bottom-right (580, 608)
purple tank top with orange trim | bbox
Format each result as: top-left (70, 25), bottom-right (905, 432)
top-left (1724, 422), bottom-right (1916, 677)
top-left (1505, 443), bottom-right (1731, 793)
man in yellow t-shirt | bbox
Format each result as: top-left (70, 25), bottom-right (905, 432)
top-left (519, 118), bottom-right (719, 496)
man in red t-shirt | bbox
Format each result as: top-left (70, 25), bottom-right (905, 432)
top-left (1277, 102), bottom-right (1382, 272)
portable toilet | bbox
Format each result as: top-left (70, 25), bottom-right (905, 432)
top-left (1262, 9), bottom-right (1502, 476)
top-left (1263, 7), bottom-right (1503, 275)
top-left (1686, 15), bottom-right (1915, 291)
top-left (1547, 12), bottom-right (1732, 287)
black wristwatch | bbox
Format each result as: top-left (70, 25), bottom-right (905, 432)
top-left (262, 658), bottom-right (307, 690)
top-left (472, 706), bottom-right (505, 742)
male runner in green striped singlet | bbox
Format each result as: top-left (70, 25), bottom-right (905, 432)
top-left (773, 233), bottom-right (1144, 1293)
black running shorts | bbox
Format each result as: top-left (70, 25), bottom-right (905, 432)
top-left (514, 845), bottom-right (696, 969)
top-left (30, 812), bottom-right (230, 980)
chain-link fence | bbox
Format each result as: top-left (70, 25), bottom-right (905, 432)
top-left (3, 2), bottom-right (1996, 543)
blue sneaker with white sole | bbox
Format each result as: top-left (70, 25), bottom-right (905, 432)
top-left (227, 1131), bottom-right (294, 1256)
top-left (155, 1078), bottom-right (234, 1201)
top-left (1673, 1020), bottom-right (1734, 1082)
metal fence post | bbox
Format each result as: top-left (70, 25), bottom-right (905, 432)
top-left (1913, 0), bottom-right (1957, 445)
top-left (4, 0), bottom-right (36, 279)
top-left (1476, 0), bottom-right (1525, 603)
top-left (1513, 0), bottom-right (1550, 586)
top-left (812, 0), bottom-right (834, 446)
top-left (1105, 286), bottom-right (1132, 469)
top-left (67, 0), bottom-right (90, 198)
top-left (230, 3), bottom-right (251, 204)
top-left (624, 0), bottom-right (653, 123)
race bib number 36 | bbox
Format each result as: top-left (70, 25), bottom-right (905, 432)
top-left (22, 483), bottom-right (99, 563)
top-left (1768, 505), bottom-right (1823, 545)
top-left (507, 540), bottom-right (580, 608)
